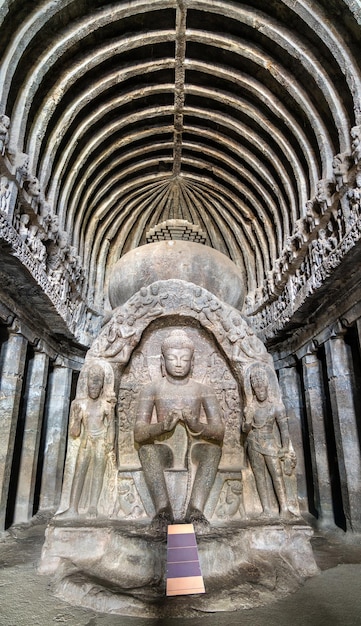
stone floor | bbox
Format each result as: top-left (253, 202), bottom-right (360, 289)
top-left (0, 520), bottom-right (361, 626)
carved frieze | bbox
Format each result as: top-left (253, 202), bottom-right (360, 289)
top-left (0, 212), bottom-right (95, 340)
top-left (252, 182), bottom-right (361, 340)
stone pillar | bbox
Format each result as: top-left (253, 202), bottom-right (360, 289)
top-left (324, 326), bottom-right (361, 531)
top-left (39, 359), bottom-right (72, 512)
top-left (356, 318), bottom-right (361, 352)
top-left (300, 344), bottom-right (334, 527)
top-left (13, 344), bottom-right (49, 523)
top-left (277, 360), bottom-right (308, 509)
top-left (0, 326), bottom-right (28, 530)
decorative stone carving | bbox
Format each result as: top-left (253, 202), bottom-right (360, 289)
top-left (134, 329), bottom-right (224, 533)
top-left (290, 218), bottom-right (307, 251)
top-left (315, 179), bottom-right (334, 215)
top-left (215, 478), bottom-right (246, 520)
top-left (351, 125), bottom-right (361, 165)
top-left (115, 477), bottom-right (144, 518)
top-left (17, 213), bottom-right (30, 240)
top-left (332, 152), bottom-right (351, 190)
top-left (252, 182), bottom-right (361, 341)
top-left (279, 236), bottom-right (294, 273)
top-left (242, 364), bottom-right (297, 518)
top-left (40, 241), bottom-right (317, 616)
top-left (304, 199), bottom-right (319, 232)
top-left (24, 175), bottom-right (41, 199)
top-left (0, 114), bottom-right (10, 155)
top-left (11, 151), bottom-right (29, 185)
top-left (310, 225), bottom-right (336, 273)
top-left (42, 212), bottom-right (59, 241)
top-left (25, 223), bottom-right (46, 268)
top-left (57, 361), bottom-right (116, 518)
top-left (0, 177), bottom-right (11, 213)
top-left (0, 213), bottom-right (91, 338)
top-left (146, 218), bottom-right (207, 243)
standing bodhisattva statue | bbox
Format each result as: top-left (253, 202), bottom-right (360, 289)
top-left (57, 363), bottom-right (116, 519)
top-left (134, 329), bottom-right (224, 532)
top-left (243, 365), bottom-right (296, 518)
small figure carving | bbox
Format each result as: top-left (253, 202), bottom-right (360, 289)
top-left (130, 284), bottom-right (166, 320)
top-left (228, 316), bottom-right (270, 365)
top-left (279, 237), bottom-right (294, 273)
top-left (134, 329), bottom-right (224, 532)
top-left (0, 114), bottom-right (10, 155)
top-left (244, 293), bottom-right (255, 315)
top-left (24, 175), bottom-right (41, 198)
top-left (115, 478), bottom-right (143, 518)
top-left (351, 125), bottom-right (361, 164)
top-left (12, 152), bottom-right (29, 184)
top-left (216, 479), bottom-right (246, 520)
top-left (261, 272), bottom-right (273, 301)
top-left (304, 200), bottom-right (318, 232)
top-left (18, 213), bottom-right (30, 241)
top-left (91, 313), bottom-right (142, 365)
top-left (311, 228), bottom-right (337, 269)
top-left (44, 213), bottom-right (59, 241)
top-left (0, 178), bottom-right (11, 213)
top-left (47, 230), bottom-right (70, 278)
top-left (290, 219), bottom-right (307, 251)
top-left (57, 363), bottom-right (116, 519)
top-left (332, 152), bottom-right (351, 190)
top-left (315, 179), bottom-right (334, 214)
top-left (28, 228), bottom-right (47, 268)
top-left (243, 365), bottom-right (296, 518)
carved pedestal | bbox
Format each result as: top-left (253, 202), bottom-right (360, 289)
top-left (40, 519), bottom-right (318, 617)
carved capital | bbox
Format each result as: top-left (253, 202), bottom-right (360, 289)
top-left (296, 341), bottom-right (318, 363)
top-left (9, 317), bottom-right (24, 336)
top-left (0, 300), bottom-right (14, 325)
top-left (8, 317), bottom-right (39, 344)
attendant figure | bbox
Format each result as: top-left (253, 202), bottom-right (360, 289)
top-left (243, 365), bottom-right (296, 518)
top-left (57, 363), bottom-right (116, 518)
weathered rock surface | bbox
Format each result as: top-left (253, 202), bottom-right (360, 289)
top-left (108, 240), bottom-right (246, 310)
top-left (40, 519), bottom-right (318, 617)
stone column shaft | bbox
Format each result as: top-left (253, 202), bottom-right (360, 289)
top-left (14, 349), bottom-right (49, 523)
top-left (356, 318), bottom-right (361, 353)
top-left (39, 364), bottom-right (72, 511)
top-left (277, 364), bottom-right (307, 508)
top-left (301, 352), bottom-right (334, 525)
top-left (324, 334), bottom-right (361, 531)
top-left (0, 331), bottom-right (28, 530)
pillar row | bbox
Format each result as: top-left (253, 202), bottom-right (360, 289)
top-left (277, 362), bottom-right (308, 509)
top-left (301, 348), bottom-right (334, 527)
top-left (0, 329), bottom-right (28, 531)
top-left (324, 330), bottom-right (361, 532)
top-left (39, 361), bottom-right (72, 512)
top-left (13, 346), bottom-right (49, 524)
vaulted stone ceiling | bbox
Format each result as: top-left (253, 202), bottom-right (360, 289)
top-left (1, 0), bottom-right (361, 309)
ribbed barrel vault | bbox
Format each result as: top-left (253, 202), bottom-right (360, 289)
top-left (1, 0), bottom-right (360, 308)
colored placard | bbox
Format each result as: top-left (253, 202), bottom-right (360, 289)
top-left (166, 523), bottom-right (205, 596)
